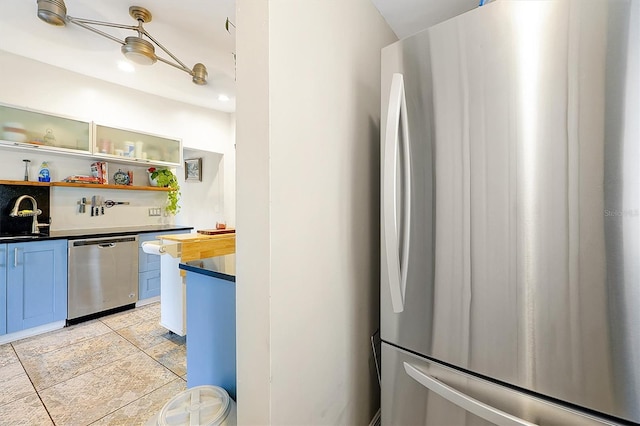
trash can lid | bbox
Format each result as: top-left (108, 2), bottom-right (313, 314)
top-left (158, 385), bottom-right (232, 426)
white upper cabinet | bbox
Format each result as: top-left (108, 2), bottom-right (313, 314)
top-left (93, 123), bottom-right (182, 167)
top-left (0, 103), bottom-right (91, 155)
top-left (0, 103), bottom-right (182, 167)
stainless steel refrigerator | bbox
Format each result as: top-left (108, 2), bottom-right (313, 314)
top-left (380, 1), bottom-right (639, 424)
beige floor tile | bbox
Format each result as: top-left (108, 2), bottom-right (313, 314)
top-left (99, 309), bottom-right (146, 331)
top-left (165, 332), bottom-right (186, 346)
top-left (12, 320), bottom-right (112, 359)
top-left (117, 319), bottom-right (174, 350)
top-left (22, 332), bottom-right (139, 391)
top-left (0, 393), bottom-right (53, 426)
top-left (139, 302), bottom-right (161, 319)
top-left (0, 344), bottom-right (18, 368)
top-left (100, 303), bottom-right (160, 331)
top-left (0, 362), bottom-right (35, 406)
top-left (40, 351), bottom-right (177, 426)
top-left (145, 339), bottom-right (187, 377)
top-left (0, 303), bottom-right (188, 426)
top-left (90, 378), bottom-right (187, 426)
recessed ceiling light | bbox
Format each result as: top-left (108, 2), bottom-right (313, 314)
top-left (118, 60), bottom-right (135, 73)
top-left (218, 94), bottom-right (230, 102)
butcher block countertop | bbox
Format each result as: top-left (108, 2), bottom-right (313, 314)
top-left (156, 229), bottom-right (235, 262)
top-left (157, 229), bottom-right (235, 242)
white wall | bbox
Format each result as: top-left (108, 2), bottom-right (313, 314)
top-left (224, 114), bottom-right (237, 228)
top-left (236, 0), bottom-right (396, 424)
top-left (0, 50), bottom-right (236, 230)
top-left (236, 0), bottom-right (271, 422)
top-left (177, 148), bottom-right (225, 230)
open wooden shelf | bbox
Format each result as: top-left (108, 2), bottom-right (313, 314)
top-left (0, 180), bottom-right (49, 187)
top-left (0, 180), bottom-right (170, 191)
top-left (52, 182), bottom-right (170, 191)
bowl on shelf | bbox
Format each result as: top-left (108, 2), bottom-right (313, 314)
top-left (2, 122), bottom-right (27, 142)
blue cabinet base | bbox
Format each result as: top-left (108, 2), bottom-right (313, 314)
top-left (185, 270), bottom-right (236, 400)
top-left (6, 240), bottom-right (67, 333)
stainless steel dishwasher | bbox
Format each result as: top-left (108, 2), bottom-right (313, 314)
top-left (68, 235), bottom-right (138, 320)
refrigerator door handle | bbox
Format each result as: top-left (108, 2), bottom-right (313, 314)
top-left (404, 362), bottom-right (538, 426)
top-left (383, 72), bottom-right (411, 313)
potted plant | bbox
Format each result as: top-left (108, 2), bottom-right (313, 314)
top-left (148, 167), bottom-right (181, 215)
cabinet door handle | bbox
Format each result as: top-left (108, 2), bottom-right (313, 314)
top-left (14, 248), bottom-right (18, 267)
top-left (404, 362), bottom-right (538, 426)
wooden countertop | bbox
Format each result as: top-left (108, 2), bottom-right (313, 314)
top-left (156, 229), bottom-right (235, 242)
top-left (156, 230), bottom-right (236, 266)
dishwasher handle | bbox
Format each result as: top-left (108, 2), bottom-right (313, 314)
top-left (98, 243), bottom-right (116, 249)
top-left (71, 236), bottom-right (137, 247)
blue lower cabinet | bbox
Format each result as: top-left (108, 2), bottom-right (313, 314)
top-left (138, 231), bottom-right (185, 300)
top-left (6, 240), bottom-right (67, 333)
top-left (0, 244), bottom-right (7, 335)
top-left (139, 270), bottom-right (161, 300)
top-left (138, 235), bottom-right (161, 274)
top-left (185, 270), bottom-right (236, 399)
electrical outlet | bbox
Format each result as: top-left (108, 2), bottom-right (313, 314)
top-left (148, 208), bottom-right (162, 216)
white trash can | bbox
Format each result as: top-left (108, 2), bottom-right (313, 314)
top-left (149, 385), bottom-right (236, 426)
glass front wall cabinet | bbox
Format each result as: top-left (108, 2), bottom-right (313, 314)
top-left (94, 124), bottom-right (182, 167)
top-left (0, 103), bottom-right (91, 155)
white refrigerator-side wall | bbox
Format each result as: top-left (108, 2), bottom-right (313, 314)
top-left (236, 0), bottom-right (397, 424)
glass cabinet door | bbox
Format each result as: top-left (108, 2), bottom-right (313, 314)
top-left (94, 124), bottom-right (182, 166)
top-left (0, 104), bottom-right (91, 154)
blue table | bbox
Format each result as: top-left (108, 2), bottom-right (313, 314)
top-left (179, 254), bottom-right (236, 399)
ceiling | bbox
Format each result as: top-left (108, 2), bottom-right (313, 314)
top-left (0, 0), bottom-right (236, 112)
top-left (371, 0), bottom-right (480, 39)
top-left (0, 0), bottom-right (479, 114)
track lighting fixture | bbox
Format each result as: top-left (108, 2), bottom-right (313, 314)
top-left (36, 0), bottom-right (208, 85)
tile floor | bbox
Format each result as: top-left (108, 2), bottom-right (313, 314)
top-left (0, 302), bottom-right (187, 425)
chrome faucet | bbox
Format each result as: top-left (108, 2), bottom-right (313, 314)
top-left (9, 195), bottom-right (42, 234)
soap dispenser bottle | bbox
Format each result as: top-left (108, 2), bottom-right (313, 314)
top-left (38, 161), bottom-right (51, 182)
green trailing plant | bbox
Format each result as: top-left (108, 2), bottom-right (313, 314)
top-left (148, 167), bottom-right (181, 215)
